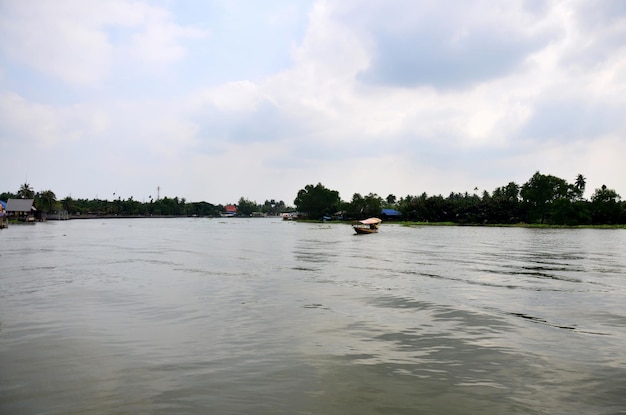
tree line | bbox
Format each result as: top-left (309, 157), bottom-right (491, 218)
top-left (293, 172), bottom-right (625, 225)
top-left (3, 171), bottom-right (624, 225)
top-left (1, 183), bottom-right (289, 218)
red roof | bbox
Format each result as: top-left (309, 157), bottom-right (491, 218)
top-left (225, 204), bottom-right (237, 213)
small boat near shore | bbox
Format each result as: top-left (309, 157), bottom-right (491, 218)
top-left (353, 217), bottom-right (382, 234)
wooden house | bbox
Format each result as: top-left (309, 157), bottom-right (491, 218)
top-left (6, 199), bottom-right (36, 222)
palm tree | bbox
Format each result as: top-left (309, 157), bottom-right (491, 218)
top-left (37, 190), bottom-right (57, 212)
top-left (575, 174), bottom-right (586, 190)
top-left (574, 174), bottom-right (586, 200)
top-left (17, 182), bottom-right (35, 199)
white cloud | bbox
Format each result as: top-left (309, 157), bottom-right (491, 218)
top-left (0, 91), bottom-right (108, 146)
top-left (1, 0), bottom-right (625, 203)
top-left (124, 5), bottom-right (206, 64)
top-left (199, 81), bottom-right (262, 112)
top-left (0, 0), bottom-right (206, 85)
top-left (0, 1), bottom-right (113, 84)
top-left (349, 0), bottom-right (555, 89)
top-left (183, 0), bottom-right (625, 199)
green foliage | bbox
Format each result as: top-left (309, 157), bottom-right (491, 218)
top-left (385, 194), bottom-right (397, 206)
top-left (35, 190), bottom-right (57, 212)
top-left (261, 199), bottom-right (289, 215)
top-left (492, 182), bottom-right (520, 201)
top-left (346, 193), bottom-right (383, 219)
top-left (57, 195), bottom-right (219, 217)
top-left (17, 182), bottom-right (35, 199)
top-left (390, 172), bottom-right (622, 225)
top-left (294, 183), bottom-right (341, 219)
top-left (187, 201), bottom-right (220, 216)
top-left (520, 172), bottom-right (570, 223)
top-left (2, 171), bottom-right (625, 225)
top-left (0, 191), bottom-right (17, 201)
top-left (398, 193), bottom-right (455, 222)
top-left (346, 193), bottom-right (363, 218)
top-left (590, 185), bottom-right (622, 224)
top-left (551, 199), bottom-right (590, 225)
top-left (237, 197), bottom-right (258, 216)
top-left (573, 174), bottom-right (586, 200)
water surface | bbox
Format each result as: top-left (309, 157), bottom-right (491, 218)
top-left (1, 219), bottom-right (625, 414)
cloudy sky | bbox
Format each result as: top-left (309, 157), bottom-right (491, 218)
top-left (1, 0), bottom-right (625, 205)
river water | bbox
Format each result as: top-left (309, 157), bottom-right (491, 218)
top-left (1, 218), bottom-right (625, 414)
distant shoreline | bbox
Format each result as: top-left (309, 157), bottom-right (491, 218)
top-left (279, 218), bottom-right (626, 229)
top-left (49, 214), bottom-right (274, 220)
top-left (31, 216), bottom-right (626, 229)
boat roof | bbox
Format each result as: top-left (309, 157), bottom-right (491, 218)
top-left (359, 217), bottom-right (382, 224)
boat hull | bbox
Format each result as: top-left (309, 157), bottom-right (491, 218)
top-left (353, 226), bottom-right (378, 234)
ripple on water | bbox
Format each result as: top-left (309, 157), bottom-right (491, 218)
top-left (1, 220), bottom-right (626, 415)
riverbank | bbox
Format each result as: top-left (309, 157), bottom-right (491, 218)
top-left (299, 218), bottom-right (626, 229)
top-left (395, 221), bottom-right (626, 229)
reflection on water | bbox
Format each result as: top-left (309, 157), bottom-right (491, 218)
top-left (1, 219), bottom-right (625, 414)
